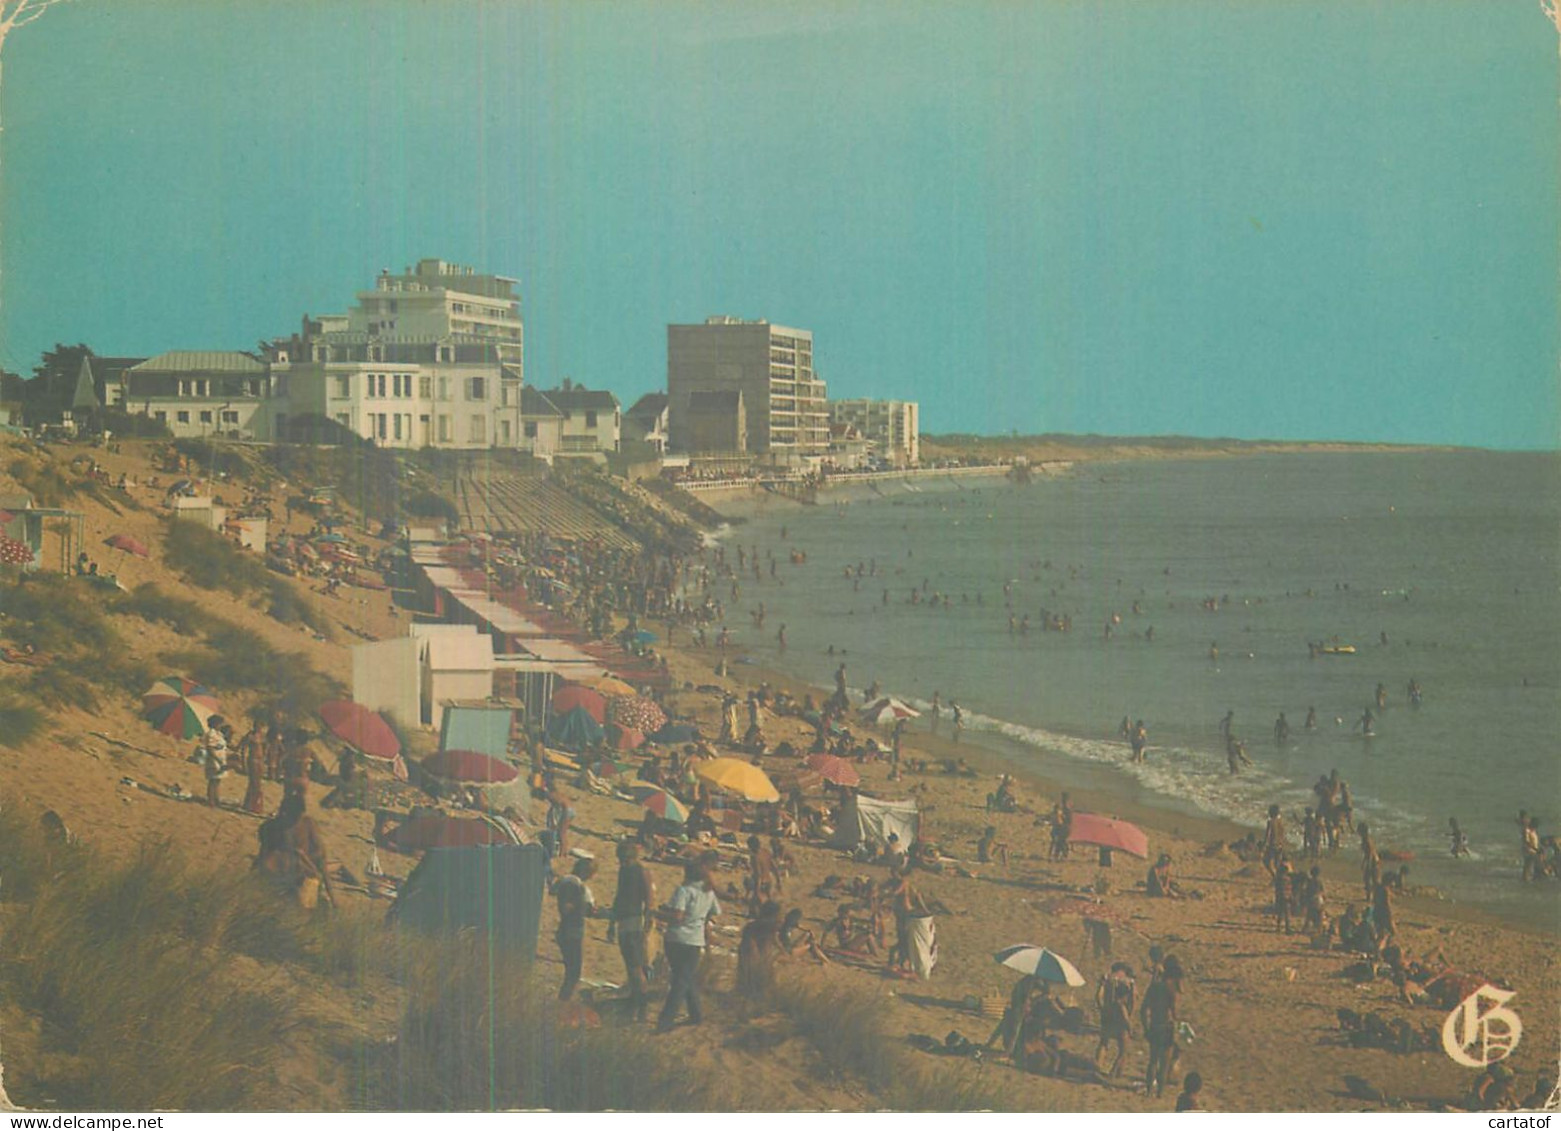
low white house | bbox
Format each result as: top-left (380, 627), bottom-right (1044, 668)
top-left (543, 384), bottom-right (620, 459)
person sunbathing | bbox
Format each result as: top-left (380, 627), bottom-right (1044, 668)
top-left (779, 908), bottom-right (831, 963)
top-left (822, 903), bottom-right (879, 955)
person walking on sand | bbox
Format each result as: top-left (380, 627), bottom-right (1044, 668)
top-left (951, 700), bottom-right (964, 743)
top-left (1262, 805), bottom-right (1287, 875)
top-left (1131, 720), bottom-right (1148, 763)
top-left (658, 860), bottom-right (721, 1032)
top-left (202, 724), bottom-right (231, 808)
top-left (929, 691), bottom-right (941, 732)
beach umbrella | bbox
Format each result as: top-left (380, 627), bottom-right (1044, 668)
top-left (0, 534), bottom-right (33, 566)
top-left (632, 787), bottom-right (689, 823)
top-left (552, 684), bottom-right (608, 724)
top-left (588, 757), bottom-right (633, 778)
top-left (547, 706), bottom-right (604, 750)
top-left (608, 694), bottom-right (667, 735)
top-left (604, 722), bottom-right (645, 752)
top-left (420, 749), bottom-right (520, 785)
top-left (141, 676), bottom-right (221, 738)
top-left (993, 945), bottom-right (1087, 987)
top-left (1068, 813), bottom-right (1150, 860)
top-left (651, 722), bottom-right (700, 745)
top-left (316, 533), bottom-right (349, 544)
top-left (860, 697), bottom-right (920, 725)
top-left (584, 674), bottom-right (637, 697)
top-left (695, 757), bottom-right (780, 803)
top-left (625, 629), bottom-right (658, 645)
top-left (805, 753), bottom-right (861, 787)
top-left (389, 813), bottom-right (521, 851)
top-left (319, 700), bottom-right (401, 761)
top-left (104, 533), bottom-right (149, 558)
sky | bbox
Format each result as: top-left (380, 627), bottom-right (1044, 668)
top-left (0, 0), bottom-right (1555, 448)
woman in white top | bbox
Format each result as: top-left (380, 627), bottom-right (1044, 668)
top-left (656, 860), bottom-right (721, 1031)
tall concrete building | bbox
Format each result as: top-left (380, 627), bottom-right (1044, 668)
top-left (667, 317), bottom-right (828, 459)
top-left (829, 398), bottom-right (920, 466)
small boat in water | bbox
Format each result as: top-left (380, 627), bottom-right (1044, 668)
top-left (1319, 644), bottom-right (1357, 656)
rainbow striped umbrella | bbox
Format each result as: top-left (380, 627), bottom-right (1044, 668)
top-left (631, 787), bottom-right (689, 823)
top-left (142, 676), bottom-right (222, 739)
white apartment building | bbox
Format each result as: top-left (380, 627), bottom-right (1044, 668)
top-left (829, 398), bottom-right (920, 466)
top-left (262, 260), bottom-right (526, 450)
top-left (667, 317), bottom-right (829, 459)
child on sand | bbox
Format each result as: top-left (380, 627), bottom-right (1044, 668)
top-left (1175, 1071), bottom-right (1204, 1111)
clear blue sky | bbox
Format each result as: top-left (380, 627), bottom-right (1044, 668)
top-left (1, 1), bottom-right (1555, 447)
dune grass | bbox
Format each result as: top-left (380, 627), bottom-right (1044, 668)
top-left (0, 810), bottom-right (291, 1110)
top-left (767, 977), bottom-right (1011, 1111)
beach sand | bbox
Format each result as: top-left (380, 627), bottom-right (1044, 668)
top-left (0, 436), bottom-right (1554, 1112)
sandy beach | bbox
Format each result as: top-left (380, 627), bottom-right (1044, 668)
top-left (0, 435), bottom-right (1554, 1113)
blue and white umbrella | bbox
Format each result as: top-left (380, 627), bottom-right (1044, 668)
top-left (993, 944), bottom-right (1087, 986)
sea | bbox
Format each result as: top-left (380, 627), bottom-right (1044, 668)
top-left (711, 451), bottom-right (1561, 929)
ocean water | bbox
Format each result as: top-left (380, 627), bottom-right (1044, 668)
top-left (712, 452), bottom-right (1561, 926)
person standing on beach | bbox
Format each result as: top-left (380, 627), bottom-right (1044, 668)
top-left (777, 623), bottom-right (786, 652)
top-left (553, 857), bottom-right (596, 1001)
top-left (1304, 706), bottom-right (1318, 731)
top-left (951, 700), bottom-right (964, 743)
top-left (1218, 710), bottom-right (1234, 740)
top-left (929, 691), bottom-right (941, 732)
top-left (1141, 956), bottom-right (1183, 1098)
top-left (1131, 721), bottom-right (1148, 763)
top-left (1262, 805), bottom-right (1287, 875)
top-left (610, 842), bottom-right (655, 1022)
top-left (1358, 822), bottom-right (1381, 898)
top-left (658, 860), bottom-right (720, 1032)
top-left (1274, 712), bottom-right (1290, 747)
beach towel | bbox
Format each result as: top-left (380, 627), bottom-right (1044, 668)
top-left (906, 913), bottom-right (937, 979)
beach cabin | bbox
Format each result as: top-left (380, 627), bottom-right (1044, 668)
top-left (411, 623), bottom-right (496, 729)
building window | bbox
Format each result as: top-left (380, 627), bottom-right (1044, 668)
top-left (176, 411), bottom-right (190, 424)
top-left (466, 377), bottom-right (486, 401)
top-left (438, 377), bottom-right (450, 401)
top-left (377, 374), bottom-right (387, 398)
top-left (437, 415), bottom-right (452, 442)
top-left (366, 374), bottom-right (376, 397)
top-left (524, 421), bottom-right (538, 439)
top-left (498, 419), bottom-right (511, 443)
top-left (335, 376), bottom-right (351, 399)
top-left (393, 414), bottom-right (403, 440)
top-left (177, 380), bottom-right (189, 397)
top-left (418, 375), bottom-right (432, 399)
top-left (154, 411), bottom-right (167, 422)
top-left (221, 410), bottom-right (239, 424)
top-left (376, 413), bottom-right (388, 440)
top-left (470, 415), bottom-right (486, 444)
top-left (585, 410), bottom-right (598, 428)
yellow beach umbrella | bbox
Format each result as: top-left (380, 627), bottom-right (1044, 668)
top-left (585, 674), bottom-right (637, 697)
top-left (694, 757), bottom-right (780, 803)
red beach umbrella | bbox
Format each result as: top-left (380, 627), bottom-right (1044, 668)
top-left (0, 534), bottom-right (33, 566)
top-left (1068, 812), bottom-right (1150, 860)
top-left (389, 813), bottom-right (520, 851)
top-left (105, 533), bottom-right (150, 558)
top-left (607, 694), bottom-right (667, 735)
top-left (420, 749), bottom-right (519, 785)
top-left (806, 753), bottom-right (862, 787)
top-left (552, 683), bottom-right (608, 724)
top-left (319, 699), bottom-right (401, 761)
